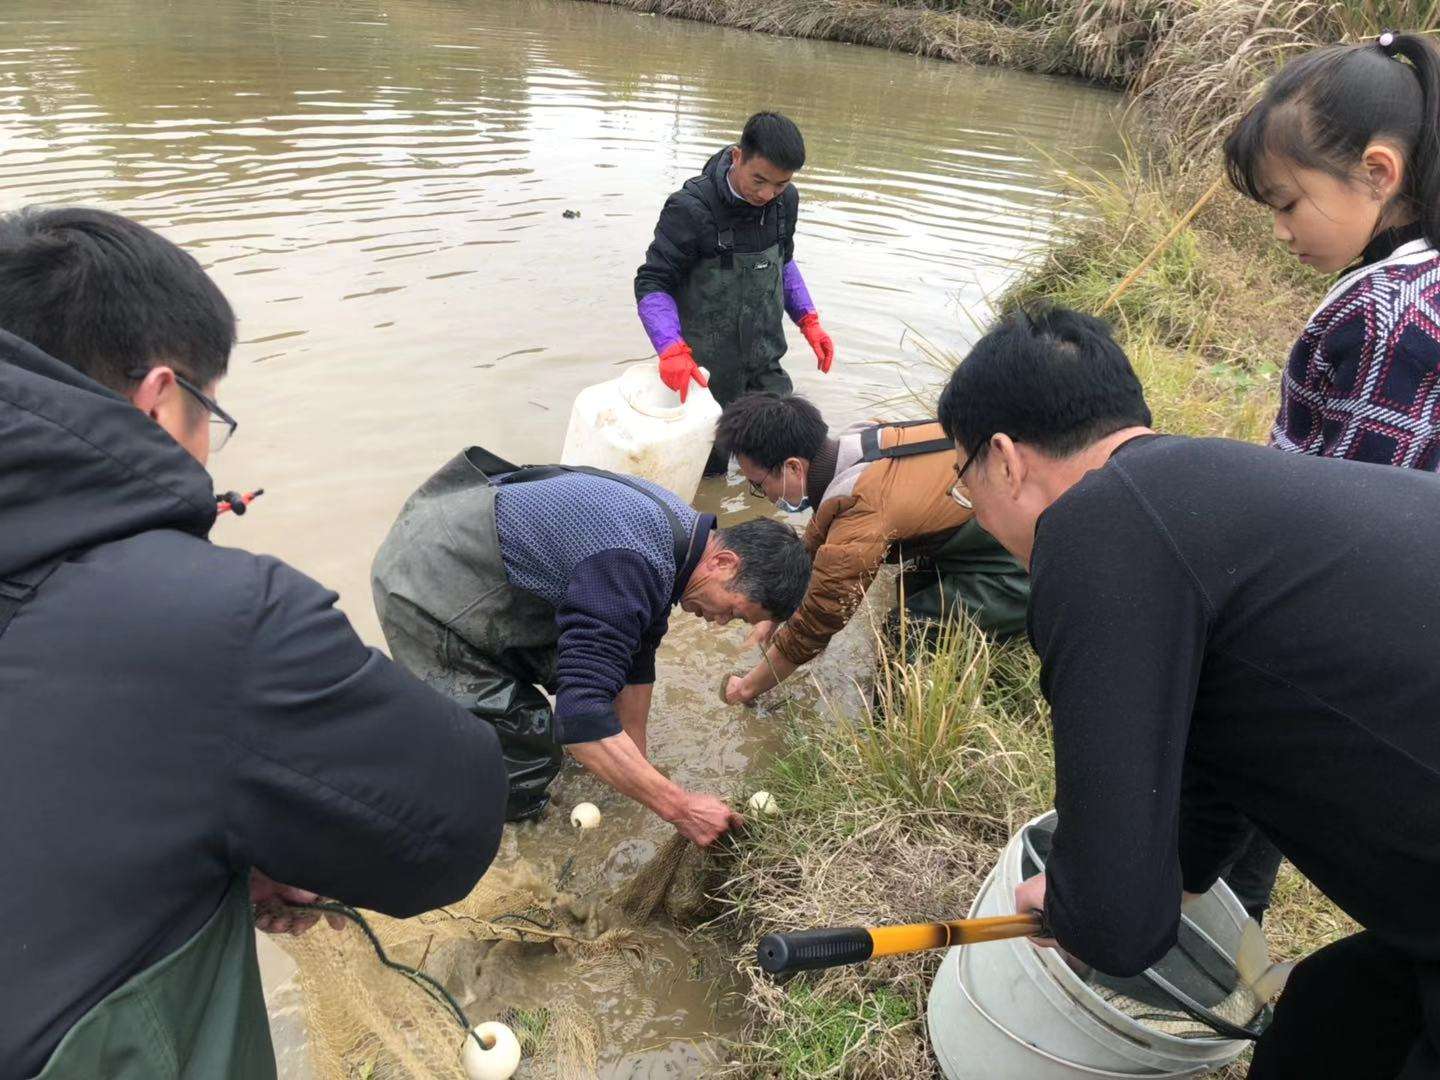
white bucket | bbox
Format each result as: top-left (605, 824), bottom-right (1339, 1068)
top-left (559, 363), bottom-right (721, 504)
top-left (927, 811), bottom-right (1250, 1080)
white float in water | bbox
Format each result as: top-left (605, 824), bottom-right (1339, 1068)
top-left (570, 802), bottom-right (602, 829)
top-left (462, 1021), bottom-right (521, 1080)
top-left (747, 790), bottom-right (778, 817)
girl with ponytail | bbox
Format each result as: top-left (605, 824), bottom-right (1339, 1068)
top-left (1225, 31), bottom-right (1440, 470)
top-left (1218, 34), bottom-right (1440, 1080)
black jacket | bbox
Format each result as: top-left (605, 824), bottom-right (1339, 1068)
top-left (1028, 435), bottom-right (1440, 977)
top-left (633, 145), bottom-right (800, 301)
top-left (0, 331), bottom-right (508, 1078)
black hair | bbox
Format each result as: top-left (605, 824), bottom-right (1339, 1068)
top-left (937, 306), bottom-right (1151, 459)
top-left (0, 206), bottom-right (236, 394)
top-left (715, 518), bottom-right (811, 619)
top-left (715, 392), bottom-right (828, 469)
top-left (1224, 34), bottom-right (1440, 248)
top-left (739, 112), bottom-right (806, 172)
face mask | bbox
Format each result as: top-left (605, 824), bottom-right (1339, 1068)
top-left (775, 466), bottom-right (810, 514)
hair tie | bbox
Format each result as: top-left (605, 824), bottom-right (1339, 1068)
top-left (1379, 30), bottom-right (1399, 56)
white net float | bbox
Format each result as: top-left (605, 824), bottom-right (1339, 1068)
top-left (461, 1021), bottom-right (521, 1080)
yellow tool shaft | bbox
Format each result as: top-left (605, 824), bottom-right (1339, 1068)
top-left (868, 913), bottom-right (1043, 957)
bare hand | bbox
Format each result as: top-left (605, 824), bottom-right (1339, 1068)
top-left (250, 868), bottom-right (346, 936)
top-left (742, 620), bottom-right (778, 650)
top-left (670, 791), bottom-right (744, 847)
top-left (723, 674), bottom-right (756, 708)
top-left (1014, 872), bottom-right (1058, 949)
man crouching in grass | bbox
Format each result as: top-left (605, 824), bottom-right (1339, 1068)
top-left (936, 306), bottom-right (1440, 1078)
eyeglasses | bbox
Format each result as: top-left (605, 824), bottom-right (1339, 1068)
top-left (127, 368), bottom-right (238, 452)
top-left (176, 376), bottom-right (238, 452)
top-left (948, 441), bottom-right (986, 511)
top-left (747, 476), bottom-right (768, 499)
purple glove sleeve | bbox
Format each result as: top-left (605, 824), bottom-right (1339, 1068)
top-left (637, 291), bottom-right (684, 354)
top-left (783, 260), bottom-right (817, 324)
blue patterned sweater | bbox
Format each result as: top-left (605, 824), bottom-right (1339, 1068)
top-left (494, 471), bottom-right (712, 744)
top-left (1273, 224), bottom-right (1440, 470)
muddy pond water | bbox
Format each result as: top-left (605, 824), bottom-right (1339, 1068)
top-left (1, 0), bottom-right (1122, 1074)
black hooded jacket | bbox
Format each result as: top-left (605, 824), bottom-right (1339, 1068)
top-left (633, 145), bottom-right (800, 301)
top-left (0, 331), bottom-right (508, 1078)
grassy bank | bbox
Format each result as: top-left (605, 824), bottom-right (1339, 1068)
top-left (586, 0), bottom-right (1420, 149)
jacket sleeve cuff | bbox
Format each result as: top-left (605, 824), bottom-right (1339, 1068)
top-left (783, 259), bottom-right (817, 323)
top-left (625, 647), bottom-right (657, 686)
top-left (556, 708), bottom-right (623, 745)
top-left (637, 292), bottom-right (684, 354)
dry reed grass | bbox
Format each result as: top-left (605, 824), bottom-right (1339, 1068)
top-left (718, 619), bottom-right (1055, 1076)
top-left (586, 0), bottom-right (1436, 160)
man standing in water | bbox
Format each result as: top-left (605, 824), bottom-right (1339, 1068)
top-left (634, 111), bottom-right (835, 469)
top-left (938, 307), bottom-right (1440, 1077)
top-left (0, 207), bottom-right (509, 1079)
top-left (372, 453), bottom-right (810, 842)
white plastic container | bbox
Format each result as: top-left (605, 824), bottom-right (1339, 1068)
top-left (926, 810), bottom-right (1250, 1080)
top-left (560, 363), bottom-right (720, 504)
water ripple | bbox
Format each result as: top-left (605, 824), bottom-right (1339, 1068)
top-left (0, 0), bottom-right (1123, 497)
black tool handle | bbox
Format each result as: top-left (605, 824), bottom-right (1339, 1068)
top-left (757, 927), bottom-right (873, 975)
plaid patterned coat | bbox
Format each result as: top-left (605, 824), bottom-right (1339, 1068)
top-left (1272, 228), bottom-right (1440, 470)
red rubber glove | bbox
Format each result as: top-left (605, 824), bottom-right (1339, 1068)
top-left (658, 341), bottom-right (708, 403)
top-left (798, 312), bottom-right (835, 374)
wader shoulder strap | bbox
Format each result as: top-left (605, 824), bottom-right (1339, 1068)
top-left (859, 420), bottom-right (953, 463)
top-left (0, 556), bottom-right (64, 644)
top-left (489, 463), bottom-right (699, 602)
top-left (691, 169), bottom-right (736, 271)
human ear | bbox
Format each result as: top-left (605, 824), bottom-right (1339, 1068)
top-left (993, 434), bottom-right (1025, 499)
top-left (1362, 142), bottom-right (1406, 204)
top-left (130, 366), bottom-right (176, 419)
top-left (712, 548), bottom-right (741, 573)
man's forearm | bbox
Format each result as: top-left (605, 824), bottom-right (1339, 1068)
top-left (740, 645), bottom-right (799, 701)
top-left (613, 683), bottom-right (654, 758)
top-left (568, 732), bottom-right (684, 821)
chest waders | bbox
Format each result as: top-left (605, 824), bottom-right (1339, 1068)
top-left (2, 570), bottom-right (273, 1080)
top-left (33, 876), bottom-right (272, 1080)
top-left (675, 187), bottom-right (794, 411)
top-left (371, 446), bottom-right (697, 822)
top-left (857, 421), bottom-right (1031, 641)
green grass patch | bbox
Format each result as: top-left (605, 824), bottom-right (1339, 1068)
top-left (760, 986), bottom-right (918, 1078)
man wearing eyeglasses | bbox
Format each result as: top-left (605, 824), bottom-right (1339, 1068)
top-left (938, 306), bottom-right (1440, 1079)
top-left (0, 207), bottom-right (509, 1080)
top-left (713, 391), bottom-right (1028, 707)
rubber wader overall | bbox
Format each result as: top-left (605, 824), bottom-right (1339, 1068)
top-left (858, 421), bottom-right (1031, 640)
top-left (32, 877), bottom-right (272, 1080)
top-left (0, 569), bottom-right (273, 1080)
top-left (372, 447), bottom-right (695, 822)
top-left (677, 174), bottom-right (794, 472)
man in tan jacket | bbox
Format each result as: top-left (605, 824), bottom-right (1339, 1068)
top-left (716, 392), bottom-right (1029, 706)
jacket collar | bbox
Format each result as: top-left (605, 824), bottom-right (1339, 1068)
top-left (672, 513), bottom-right (718, 603)
top-left (0, 330), bottom-right (215, 576)
top-left (806, 438), bottom-right (840, 507)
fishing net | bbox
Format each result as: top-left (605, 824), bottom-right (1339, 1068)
top-left (1083, 921), bottom-right (1273, 1041)
top-left (1020, 819), bottom-right (1280, 1043)
top-left (273, 829), bottom-right (730, 1079)
top-left (613, 832), bottom-right (729, 925)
